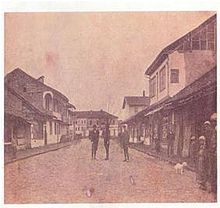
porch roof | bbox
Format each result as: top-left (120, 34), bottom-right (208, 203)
top-left (122, 96), bottom-right (171, 124)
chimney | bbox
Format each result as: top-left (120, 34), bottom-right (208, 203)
top-left (37, 76), bottom-right (45, 83)
top-left (143, 90), bottom-right (146, 97)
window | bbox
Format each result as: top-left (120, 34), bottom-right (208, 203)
top-left (45, 94), bottom-right (52, 111)
top-left (170, 69), bottom-right (179, 83)
top-left (134, 106), bottom-right (139, 113)
top-left (53, 99), bottom-right (58, 112)
top-left (159, 66), bottom-right (166, 91)
top-left (192, 33), bottom-right (200, 50)
top-left (49, 122), bottom-right (52, 135)
top-left (149, 76), bottom-right (156, 98)
top-left (181, 20), bottom-right (216, 52)
top-left (57, 123), bottom-right (60, 134)
top-left (89, 120), bottom-right (92, 125)
top-left (54, 123), bottom-right (57, 135)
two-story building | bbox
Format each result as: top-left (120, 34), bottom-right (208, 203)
top-left (122, 91), bottom-right (150, 119)
top-left (73, 110), bottom-right (118, 138)
top-left (4, 68), bottom-right (76, 148)
top-left (123, 14), bottom-right (216, 157)
top-left (4, 85), bottom-right (53, 151)
top-left (121, 92), bottom-right (150, 143)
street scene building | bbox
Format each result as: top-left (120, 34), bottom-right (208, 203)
top-left (4, 68), bottom-right (76, 151)
top-left (74, 110), bottom-right (118, 137)
top-left (4, 12), bottom-right (217, 204)
top-left (123, 14), bottom-right (216, 157)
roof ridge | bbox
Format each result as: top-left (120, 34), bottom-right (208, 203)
top-left (5, 84), bottom-right (52, 118)
top-left (145, 14), bottom-right (216, 75)
top-left (5, 68), bottom-right (69, 101)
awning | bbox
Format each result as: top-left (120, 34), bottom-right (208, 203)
top-left (144, 106), bottom-right (164, 117)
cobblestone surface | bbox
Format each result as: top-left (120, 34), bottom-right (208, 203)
top-left (4, 139), bottom-right (216, 203)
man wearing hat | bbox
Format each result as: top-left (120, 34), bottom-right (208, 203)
top-left (120, 125), bottom-right (130, 162)
top-left (203, 120), bottom-right (212, 150)
top-left (89, 124), bottom-right (100, 160)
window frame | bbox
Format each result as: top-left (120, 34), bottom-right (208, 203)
top-left (159, 66), bottom-right (166, 92)
top-left (150, 76), bottom-right (156, 98)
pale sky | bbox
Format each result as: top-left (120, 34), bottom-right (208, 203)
top-left (5, 12), bottom-right (215, 118)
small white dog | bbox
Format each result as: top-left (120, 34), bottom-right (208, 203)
top-left (174, 162), bottom-right (187, 174)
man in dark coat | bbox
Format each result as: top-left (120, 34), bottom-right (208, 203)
top-left (120, 125), bottom-right (130, 162)
top-left (89, 125), bottom-right (99, 160)
top-left (102, 124), bottom-right (110, 160)
top-left (167, 129), bottom-right (175, 157)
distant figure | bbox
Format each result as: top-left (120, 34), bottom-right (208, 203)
top-left (120, 125), bottom-right (130, 162)
top-left (189, 136), bottom-right (198, 167)
top-left (203, 121), bottom-right (212, 151)
top-left (197, 136), bottom-right (209, 190)
top-left (89, 125), bottom-right (99, 160)
top-left (154, 132), bottom-right (160, 154)
top-left (102, 124), bottom-right (110, 160)
top-left (167, 129), bottom-right (175, 157)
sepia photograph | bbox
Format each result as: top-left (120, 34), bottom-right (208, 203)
top-left (3, 8), bottom-right (217, 204)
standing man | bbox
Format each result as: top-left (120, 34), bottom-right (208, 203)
top-left (208, 113), bottom-right (217, 196)
top-left (89, 125), bottom-right (99, 160)
top-left (167, 128), bottom-right (175, 157)
top-left (120, 125), bottom-right (130, 162)
top-left (102, 123), bottom-right (110, 160)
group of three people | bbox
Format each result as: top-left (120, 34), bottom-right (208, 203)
top-left (195, 115), bottom-right (217, 194)
top-left (89, 124), bottom-right (130, 162)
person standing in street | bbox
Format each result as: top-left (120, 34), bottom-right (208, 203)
top-left (197, 136), bottom-right (209, 190)
top-left (208, 113), bottom-right (217, 196)
top-left (89, 125), bottom-right (99, 160)
top-left (120, 125), bottom-right (130, 162)
top-left (189, 135), bottom-right (198, 167)
top-left (102, 123), bottom-right (110, 160)
top-left (167, 128), bottom-right (175, 157)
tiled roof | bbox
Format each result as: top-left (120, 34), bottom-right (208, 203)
top-left (145, 14), bottom-right (216, 75)
top-left (73, 110), bottom-right (118, 119)
top-left (122, 96), bottom-right (150, 109)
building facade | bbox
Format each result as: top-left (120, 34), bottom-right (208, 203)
top-left (123, 14), bottom-right (217, 158)
top-left (4, 68), bottom-right (76, 149)
top-left (74, 110), bottom-right (118, 138)
top-left (122, 92), bottom-right (150, 120)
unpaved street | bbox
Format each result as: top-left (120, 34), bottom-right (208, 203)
top-left (5, 139), bottom-right (215, 203)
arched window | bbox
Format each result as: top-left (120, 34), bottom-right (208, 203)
top-left (45, 93), bottom-right (52, 110)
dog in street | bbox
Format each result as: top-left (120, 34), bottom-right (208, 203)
top-left (174, 162), bottom-right (187, 174)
